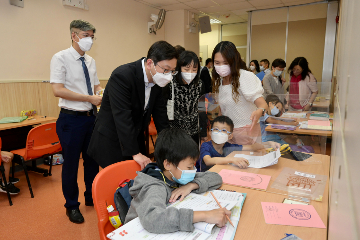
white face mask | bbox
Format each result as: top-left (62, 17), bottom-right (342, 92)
top-left (260, 66), bottom-right (265, 71)
top-left (249, 65), bottom-right (255, 71)
top-left (150, 61), bottom-right (173, 87)
top-left (211, 131), bottom-right (229, 144)
top-left (274, 70), bottom-right (283, 77)
top-left (181, 72), bottom-right (197, 84)
top-left (214, 64), bottom-right (231, 77)
top-left (76, 35), bottom-right (93, 52)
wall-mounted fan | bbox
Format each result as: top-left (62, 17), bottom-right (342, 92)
top-left (148, 9), bottom-right (166, 35)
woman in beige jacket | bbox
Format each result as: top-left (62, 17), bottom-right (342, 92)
top-left (286, 57), bottom-right (318, 111)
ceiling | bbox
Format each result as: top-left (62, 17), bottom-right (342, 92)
top-left (134, 0), bottom-right (326, 24)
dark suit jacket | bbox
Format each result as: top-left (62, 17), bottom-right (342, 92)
top-left (88, 58), bottom-right (169, 168)
top-left (200, 67), bottom-right (212, 93)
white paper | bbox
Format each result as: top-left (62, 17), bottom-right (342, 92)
top-left (282, 112), bottom-right (307, 119)
top-left (269, 116), bottom-right (296, 122)
top-left (107, 217), bottom-right (210, 240)
top-left (234, 149), bottom-right (281, 168)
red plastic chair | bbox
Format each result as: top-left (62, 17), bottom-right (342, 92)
top-left (0, 137), bottom-right (13, 206)
top-left (92, 160), bottom-right (141, 240)
top-left (148, 117), bottom-right (157, 147)
top-left (10, 122), bottom-right (62, 198)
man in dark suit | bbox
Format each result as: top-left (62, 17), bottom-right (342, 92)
top-left (200, 58), bottom-right (213, 93)
top-left (88, 41), bottom-right (177, 169)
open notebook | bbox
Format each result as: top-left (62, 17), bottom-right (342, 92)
top-left (107, 190), bottom-right (246, 240)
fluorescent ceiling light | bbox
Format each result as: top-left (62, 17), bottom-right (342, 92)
top-left (210, 19), bottom-right (222, 24)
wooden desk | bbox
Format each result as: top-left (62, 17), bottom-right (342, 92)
top-left (210, 153), bottom-right (330, 240)
top-left (313, 99), bottom-right (330, 109)
top-left (0, 116), bottom-right (57, 131)
top-left (265, 113), bottom-right (332, 137)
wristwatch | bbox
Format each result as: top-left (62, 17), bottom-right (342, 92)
top-left (257, 107), bottom-right (266, 115)
top-left (309, 102), bottom-right (313, 107)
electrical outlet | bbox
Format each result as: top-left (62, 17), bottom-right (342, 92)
top-left (10, 0), bottom-right (24, 8)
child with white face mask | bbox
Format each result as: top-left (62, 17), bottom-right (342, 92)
top-left (196, 116), bottom-right (280, 172)
top-left (259, 94), bottom-right (299, 144)
top-left (163, 51), bottom-right (206, 145)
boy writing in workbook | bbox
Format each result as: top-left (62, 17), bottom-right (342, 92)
top-left (260, 94), bottom-right (299, 144)
top-left (197, 116), bottom-right (280, 172)
top-left (124, 128), bottom-right (231, 234)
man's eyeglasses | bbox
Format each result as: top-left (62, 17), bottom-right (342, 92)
top-left (76, 32), bottom-right (96, 41)
top-left (156, 63), bottom-right (178, 76)
top-left (211, 128), bottom-right (231, 135)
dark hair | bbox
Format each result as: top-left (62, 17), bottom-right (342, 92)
top-left (175, 51), bottom-right (200, 85)
top-left (260, 59), bottom-right (270, 68)
top-left (155, 128), bottom-right (199, 171)
top-left (211, 115), bottom-right (234, 132)
top-left (265, 94), bottom-right (281, 106)
top-left (147, 41), bottom-right (178, 64)
top-left (288, 57), bottom-right (312, 80)
top-left (211, 41), bottom-right (247, 102)
top-left (174, 45), bottom-right (185, 55)
top-left (265, 94), bottom-right (283, 117)
top-left (205, 58), bottom-right (212, 66)
top-left (271, 58), bottom-right (286, 69)
top-left (250, 60), bottom-right (260, 73)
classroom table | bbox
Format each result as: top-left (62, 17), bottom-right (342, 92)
top-left (209, 151), bottom-right (330, 240)
top-left (0, 116), bottom-right (57, 175)
top-left (265, 112), bottom-right (333, 137)
top-left (313, 99), bottom-right (330, 109)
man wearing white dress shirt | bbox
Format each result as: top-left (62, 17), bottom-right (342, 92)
top-left (50, 20), bottom-right (102, 224)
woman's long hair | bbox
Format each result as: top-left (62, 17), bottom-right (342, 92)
top-left (211, 41), bottom-right (247, 102)
top-left (288, 57), bottom-right (312, 80)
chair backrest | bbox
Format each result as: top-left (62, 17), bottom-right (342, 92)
top-left (92, 160), bottom-right (141, 240)
top-left (24, 122), bottom-right (62, 160)
top-left (148, 118), bottom-right (157, 136)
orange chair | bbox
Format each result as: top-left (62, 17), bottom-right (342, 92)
top-left (148, 117), bottom-right (157, 147)
top-left (0, 137), bottom-right (13, 206)
top-left (11, 122), bottom-right (62, 198)
top-left (92, 160), bottom-right (141, 240)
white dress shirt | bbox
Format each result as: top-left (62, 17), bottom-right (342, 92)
top-left (141, 59), bottom-right (155, 110)
top-left (50, 46), bottom-right (100, 111)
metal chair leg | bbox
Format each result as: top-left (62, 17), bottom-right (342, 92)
top-left (49, 155), bottom-right (53, 176)
top-left (0, 165), bottom-right (13, 206)
top-left (20, 156), bottom-right (34, 198)
top-left (150, 135), bottom-right (155, 147)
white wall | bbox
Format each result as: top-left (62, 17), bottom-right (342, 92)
top-left (0, 0), bottom-right (165, 81)
top-left (328, 0), bottom-right (360, 239)
top-left (199, 24), bottom-right (221, 59)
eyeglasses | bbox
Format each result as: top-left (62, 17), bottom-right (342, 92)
top-left (76, 32), bottom-right (96, 41)
top-left (211, 128), bottom-right (231, 135)
top-left (155, 63), bottom-right (178, 76)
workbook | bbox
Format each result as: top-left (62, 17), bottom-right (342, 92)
top-left (107, 190), bottom-right (246, 240)
top-left (309, 113), bottom-right (329, 121)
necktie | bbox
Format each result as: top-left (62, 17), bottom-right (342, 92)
top-left (79, 57), bottom-right (97, 115)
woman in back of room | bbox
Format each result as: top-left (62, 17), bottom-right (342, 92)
top-left (249, 60), bottom-right (260, 75)
top-left (287, 57), bottom-right (318, 111)
top-left (211, 41), bottom-right (267, 145)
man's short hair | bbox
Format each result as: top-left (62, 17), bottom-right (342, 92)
top-left (211, 116), bottom-right (234, 132)
top-left (271, 58), bottom-right (286, 68)
top-left (147, 41), bottom-right (179, 64)
top-left (154, 128), bottom-right (199, 171)
top-left (70, 19), bottom-right (96, 34)
top-left (174, 45), bottom-right (185, 55)
top-left (205, 58), bottom-right (212, 66)
top-left (260, 59), bottom-right (270, 67)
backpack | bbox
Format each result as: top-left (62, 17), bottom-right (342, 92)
top-left (114, 179), bottom-right (134, 224)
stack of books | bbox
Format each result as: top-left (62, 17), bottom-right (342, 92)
top-left (309, 113), bottom-right (329, 121)
top-left (300, 120), bottom-right (332, 131)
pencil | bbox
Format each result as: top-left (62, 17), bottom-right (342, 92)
top-left (210, 192), bottom-right (234, 227)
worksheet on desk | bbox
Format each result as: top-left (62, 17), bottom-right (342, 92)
top-left (234, 149), bottom-right (281, 168)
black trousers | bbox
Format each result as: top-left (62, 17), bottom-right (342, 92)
top-left (56, 112), bottom-right (99, 210)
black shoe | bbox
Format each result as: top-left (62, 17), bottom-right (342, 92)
top-left (0, 177), bottom-right (19, 184)
top-left (85, 200), bottom-right (94, 206)
top-left (66, 209), bottom-right (84, 224)
top-left (0, 182), bottom-right (20, 195)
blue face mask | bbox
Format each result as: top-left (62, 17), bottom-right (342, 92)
top-left (271, 106), bottom-right (280, 116)
top-left (170, 166), bottom-right (196, 185)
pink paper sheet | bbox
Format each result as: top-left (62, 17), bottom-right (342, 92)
top-left (218, 169), bottom-right (271, 191)
top-left (261, 202), bottom-right (326, 228)
top-left (308, 120), bottom-right (330, 126)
